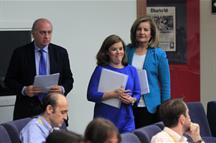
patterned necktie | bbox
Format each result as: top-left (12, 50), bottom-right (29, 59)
top-left (39, 49), bottom-right (47, 75)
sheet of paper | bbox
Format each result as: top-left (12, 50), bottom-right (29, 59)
top-left (98, 68), bottom-right (128, 108)
top-left (33, 73), bottom-right (60, 93)
top-left (137, 69), bottom-right (150, 95)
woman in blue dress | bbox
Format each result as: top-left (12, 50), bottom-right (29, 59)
top-left (87, 34), bottom-right (141, 133)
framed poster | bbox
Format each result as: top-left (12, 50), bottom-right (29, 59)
top-left (138, 0), bottom-right (187, 64)
top-left (137, 0), bottom-right (200, 101)
top-left (147, 7), bottom-right (176, 52)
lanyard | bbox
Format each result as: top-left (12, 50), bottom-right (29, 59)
top-left (37, 117), bottom-right (53, 133)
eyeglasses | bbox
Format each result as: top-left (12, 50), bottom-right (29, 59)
top-left (37, 30), bottom-right (52, 36)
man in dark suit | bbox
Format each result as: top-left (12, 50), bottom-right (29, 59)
top-left (4, 18), bottom-right (74, 120)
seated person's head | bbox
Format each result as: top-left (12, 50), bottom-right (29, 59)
top-left (159, 98), bottom-right (191, 131)
top-left (46, 129), bottom-right (83, 143)
top-left (42, 93), bottom-right (68, 128)
top-left (84, 118), bottom-right (121, 143)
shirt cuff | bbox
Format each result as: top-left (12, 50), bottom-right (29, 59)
top-left (60, 86), bottom-right (65, 94)
top-left (21, 86), bottom-right (26, 96)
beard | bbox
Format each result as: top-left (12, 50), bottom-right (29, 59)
top-left (183, 122), bottom-right (191, 133)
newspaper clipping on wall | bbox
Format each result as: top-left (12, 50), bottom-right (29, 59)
top-left (147, 7), bottom-right (176, 52)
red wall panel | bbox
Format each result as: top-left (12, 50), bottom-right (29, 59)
top-left (170, 0), bottom-right (200, 101)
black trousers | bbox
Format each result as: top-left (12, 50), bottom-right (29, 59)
top-left (132, 106), bottom-right (160, 129)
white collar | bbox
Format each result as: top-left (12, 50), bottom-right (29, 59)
top-left (163, 127), bottom-right (188, 142)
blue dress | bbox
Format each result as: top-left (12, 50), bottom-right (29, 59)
top-left (87, 65), bottom-right (141, 133)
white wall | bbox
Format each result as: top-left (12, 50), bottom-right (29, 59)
top-left (0, 0), bottom-right (216, 134)
top-left (0, 96), bottom-right (15, 123)
top-left (0, 0), bottom-right (136, 134)
top-left (200, 0), bottom-right (216, 109)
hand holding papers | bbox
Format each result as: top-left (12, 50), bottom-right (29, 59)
top-left (98, 68), bottom-right (128, 108)
top-left (33, 73), bottom-right (60, 93)
top-left (137, 69), bottom-right (150, 94)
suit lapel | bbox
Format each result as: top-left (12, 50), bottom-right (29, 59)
top-left (48, 44), bottom-right (55, 74)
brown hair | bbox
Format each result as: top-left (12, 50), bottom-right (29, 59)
top-left (46, 130), bottom-right (84, 143)
top-left (84, 118), bottom-right (121, 143)
top-left (130, 16), bottom-right (159, 48)
top-left (96, 34), bottom-right (127, 66)
top-left (159, 98), bottom-right (187, 128)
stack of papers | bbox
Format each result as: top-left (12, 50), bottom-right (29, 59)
top-left (33, 73), bottom-right (60, 93)
top-left (137, 69), bottom-right (150, 94)
top-left (98, 68), bottom-right (128, 108)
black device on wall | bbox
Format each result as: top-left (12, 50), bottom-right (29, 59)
top-left (0, 30), bottom-right (31, 96)
top-left (212, 0), bottom-right (216, 14)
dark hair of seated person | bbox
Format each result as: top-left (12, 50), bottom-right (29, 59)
top-left (84, 118), bottom-right (121, 143)
top-left (46, 129), bottom-right (84, 143)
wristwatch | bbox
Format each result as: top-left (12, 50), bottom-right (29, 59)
top-left (131, 98), bottom-right (136, 105)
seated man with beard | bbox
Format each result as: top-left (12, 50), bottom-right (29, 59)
top-left (151, 98), bottom-right (204, 143)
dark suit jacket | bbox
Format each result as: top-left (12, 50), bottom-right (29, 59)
top-left (5, 42), bottom-right (74, 120)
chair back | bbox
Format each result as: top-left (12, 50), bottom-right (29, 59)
top-left (1, 117), bottom-right (31, 143)
top-left (207, 100), bottom-right (216, 137)
top-left (202, 136), bottom-right (216, 142)
top-left (133, 124), bottom-right (161, 143)
top-left (0, 125), bottom-right (12, 143)
top-left (154, 121), bottom-right (165, 130)
top-left (121, 132), bottom-right (141, 143)
top-left (187, 102), bottom-right (212, 136)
